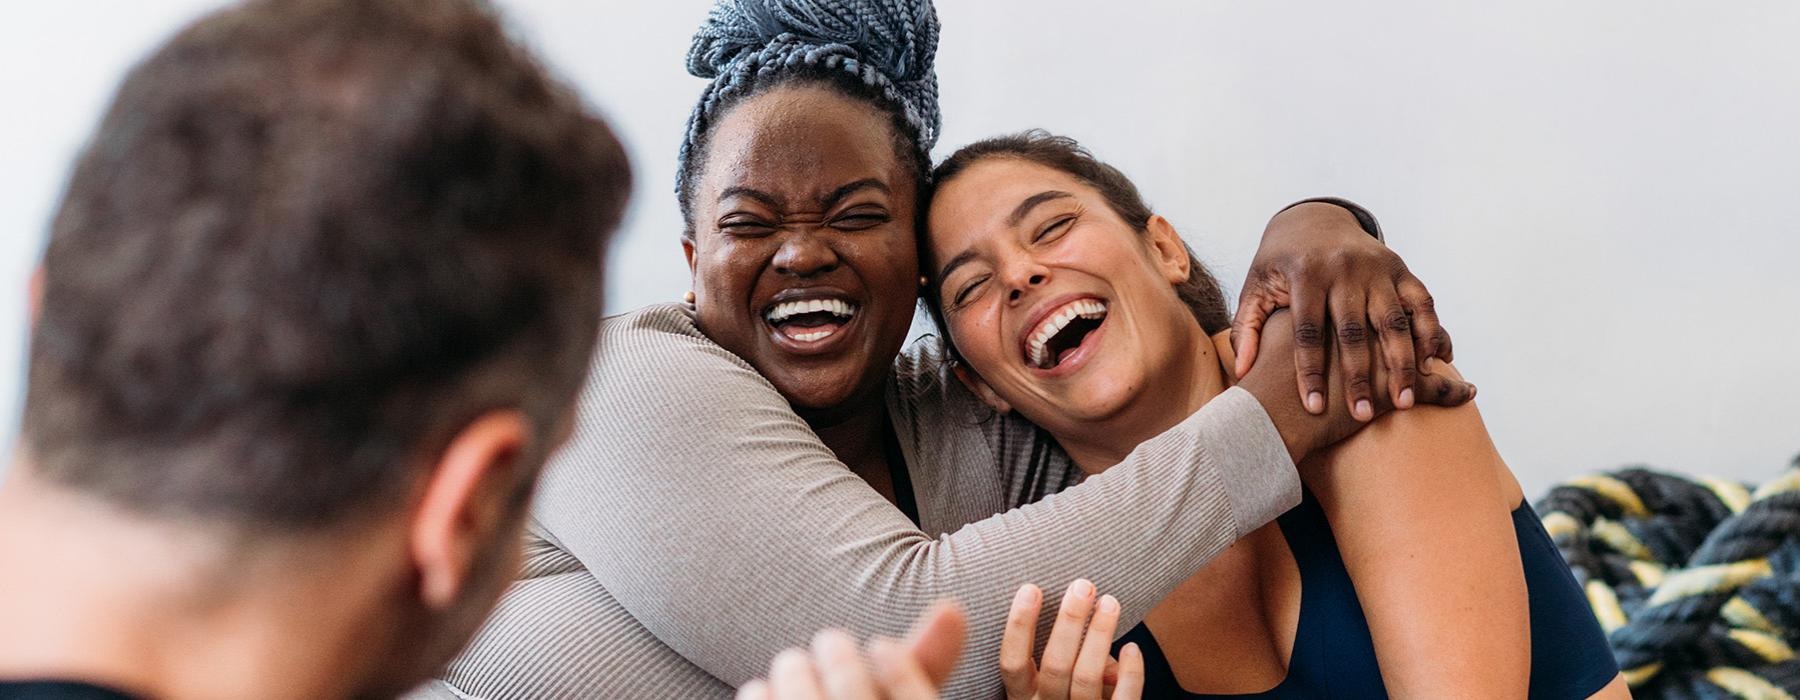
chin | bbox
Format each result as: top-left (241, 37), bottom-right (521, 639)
top-left (767, 343), bottom-right (906, 415)
top-left (766, 363), bottom-right (876, 411)
top-left (1058, 392), bottom-right (1136, 425)
top-left (1035, 370), bottom-right (1144, 426)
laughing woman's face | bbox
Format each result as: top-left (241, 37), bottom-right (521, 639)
top-left (926, 156), bottom-right (1204, 434)
top-left (684, 85), bottom-right (920, 415)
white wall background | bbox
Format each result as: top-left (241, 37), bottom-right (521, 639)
top-left (3, 1), bottom-right (1796, 497)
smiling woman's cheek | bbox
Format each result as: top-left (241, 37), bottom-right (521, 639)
top-left (853, 233), bottom-right (920, 337)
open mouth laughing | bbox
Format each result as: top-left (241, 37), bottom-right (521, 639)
top-left (762, 291), bottom-right (861, 353)
top-left (1020, 296), bottom-right (1108, 372)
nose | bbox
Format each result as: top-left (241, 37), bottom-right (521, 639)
top-left (1001, 260), bottom-right (1050, 304)
top-left (772, 231), bottom-right (840, 278)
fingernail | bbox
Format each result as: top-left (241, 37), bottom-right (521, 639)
top-left (1068, 578), bottom-right (1094, 600)
top-left (1355, 399), bottom-right (1372, 420)
top-left (1099, 594), bottom-right (1119, 613)
top-left (1306, 392), bottom-right (1324, 414)
top-left (1398, 387), bottom-right (1414, 408)
top-left (1469, 384), bottom-right (1477, 399)
top-left (1013, 584), bottom-right (1038, 606)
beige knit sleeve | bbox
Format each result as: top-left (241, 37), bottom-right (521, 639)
top-left (531, 305), bottom-right (1298, 697)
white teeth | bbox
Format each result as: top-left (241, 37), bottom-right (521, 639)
top-left (788, 328), bottom-right (837, 342)
top-left (765, 298), bottom-right (859, 324)
top-left (1025, 299), bottom-right (1108, 368)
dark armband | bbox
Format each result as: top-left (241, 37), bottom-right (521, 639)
top-left (1279, 197), bottom-right (1385, 243)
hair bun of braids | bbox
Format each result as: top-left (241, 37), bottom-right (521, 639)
top-left (688, 0), bottom-right (936, 82)
top-left (679, 0), bottom-right (941, 185)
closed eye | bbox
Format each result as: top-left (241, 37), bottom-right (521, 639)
top-left (832, 212), bottom-right (890, 231)
top-left (719, 216), bottom-right (775, 237)
top-left (1034, 214), bottom-right (1076, 243)
top-left (953, 275), bottom-right (990, 307)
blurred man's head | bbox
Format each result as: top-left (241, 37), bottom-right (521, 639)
top-left (5, 0), bottom-right (628, 694)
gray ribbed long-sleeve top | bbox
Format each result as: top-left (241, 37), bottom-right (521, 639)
top-left (434, 304), bottom-right (1300, 699)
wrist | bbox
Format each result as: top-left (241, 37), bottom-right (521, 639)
top-left (1269, 197), bottom-right (1384, 242)
top-left (1236, 369), bottom-right (1316, 463)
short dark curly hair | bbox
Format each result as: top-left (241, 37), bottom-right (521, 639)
top-left (22, 0), bottom-right (631, 529)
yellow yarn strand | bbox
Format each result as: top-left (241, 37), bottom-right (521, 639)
top-left (1591, 517), bottom-right (1655, 561)
top-left (1705, 667), bottom-right (1797, 700)
top-left (1752, 468), bottom-right (1800, 500)
top-left (1647, 559), bottom-right (1773, 606)
top-left (1704, 476), bottom-right (1753, 514)
top-left (1727, 629), bottom-right (1796, 664)
top-left (1628, 559), bottom-right (1667, 587)
top-left (1586, 580), bottom-right (1628, 633)
top-left (1568, 474), bottom-right (1652, 517)
top-left (1723, 596), bottom-right (1780, 634)
top-left (1622, 663), bottom-right (1664, 687)
top-left (1541, 511), bottom-right (1581, 540)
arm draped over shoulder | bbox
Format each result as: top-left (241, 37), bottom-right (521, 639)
top-left (532, 304), bottom-right (1300, 697)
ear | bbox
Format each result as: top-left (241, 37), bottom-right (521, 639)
top-left (410, 410), bottom-right (532, 610)
top-left (951, 364), bottom-right (1012, 415)
top-left (1144, 215), bottom-right (1192, 285)
top-left (682, 237), bottom-right (698, 276)
top-left (28, 265), bottom-right (43, 328)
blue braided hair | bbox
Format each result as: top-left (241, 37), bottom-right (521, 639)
top-left (676, 0), bottom-right (940, 236)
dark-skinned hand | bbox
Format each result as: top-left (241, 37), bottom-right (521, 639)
top-left (1231, 202), bottom-right (1453, 422)
top-left (1237, 311), bottom-right (1475, 464)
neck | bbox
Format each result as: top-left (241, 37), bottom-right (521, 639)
top-left (1059, 327), bottom-right (1232, 475)
top-left (798, 392), bottom-right (893, 479)
top-left (0, 457), bottom-right (407, 699)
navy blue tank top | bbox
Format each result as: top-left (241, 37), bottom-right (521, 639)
top-left (1112, 489), bottom-right (1619, 698)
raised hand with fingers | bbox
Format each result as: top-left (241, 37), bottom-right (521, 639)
top-left (738, 602), bottom-right (967, 700)
top-left (999, 581), bottom-right (1144, 700)
top-left (1230, 200), bottom-right (1454, 421)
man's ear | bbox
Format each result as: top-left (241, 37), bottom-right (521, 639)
top-left (410, 410), bottom-right (532, 610)
top-left (28, 265), bottom-right (43, 328)
top-left (951, 364), bottom-right (1012, 415)
top-left (1144, 215), bottom-right (1192, 285)
top-left (682, 237), bottom-right (698, 276)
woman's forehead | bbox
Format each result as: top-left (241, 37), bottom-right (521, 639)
top-left (933, 159), bottom-right (1083, 224)
top-left (702, 88), bottom-right (910, 204)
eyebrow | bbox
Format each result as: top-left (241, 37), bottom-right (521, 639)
top-left (821, 178), bottom-right (890, 208)
top-left (1007, 190), bottom-right (1075, 227)
top-left (715, 178), bottom-right (891, 210)
top-left (716, 186), bottom-right (781, 209)
top-left (936, 248), bottom-right (980, 294)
